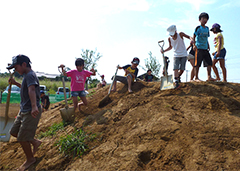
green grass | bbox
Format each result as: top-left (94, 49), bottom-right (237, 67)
top-left (38, 122), bottom-right (66, 139)
top-left (55, 128), bottom-right (96, 158)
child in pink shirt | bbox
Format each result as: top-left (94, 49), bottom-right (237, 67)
top-left (60, 58), bottom-right (96, 111)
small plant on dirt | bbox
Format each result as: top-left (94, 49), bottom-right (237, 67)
top-left (38, 122), bottom-right (67, 139)
top-left (55, 128), bottom-right (96, 158)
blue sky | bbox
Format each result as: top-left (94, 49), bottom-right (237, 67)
top-left (1, 0), bottom-right (240, 83)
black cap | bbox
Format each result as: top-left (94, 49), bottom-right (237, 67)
top-left (7, 55), bottom-right (31, 69)
top-left (132, 57), bottom-right (140, 64)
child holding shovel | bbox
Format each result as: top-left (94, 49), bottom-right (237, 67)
top-left (161, 25), bottom-right (193, 89)
top-left (7, 54), bottom-right (42, 171)
top-left (59, 58), bottom-right (96, 112)
top-left (111, 57), bottom-right (139, 93)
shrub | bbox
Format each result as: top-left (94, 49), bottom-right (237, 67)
top-left (55, 128), bottom-right (96, 158)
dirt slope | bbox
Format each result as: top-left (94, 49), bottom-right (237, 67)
top-left (1, 81), bottom-right (240, 170)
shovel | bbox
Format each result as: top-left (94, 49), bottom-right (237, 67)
top-left (98, 66), bottom-right (119, 108)
top-left (58, 66), bottom-right (75, 123)
top-left (158, 40), bottom-right (174, 90)
top-left (0, 68), bottom-right (15, 142)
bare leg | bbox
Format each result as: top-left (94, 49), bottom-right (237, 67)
top-left (78, 96), bottom-right (88, 112)
top-left (194, 66), bottom-right (202, 82)
top-left (111, 81), bottom-right (117, 92)
top-left (18, 141), bottom-right (36, 171)
top-left (31, 139), bottom-right (42, 155)
top-left (207, 65), bottom-right (216, 81)
top-left (178, 70), bottom-right (184, 77)
top-left (127, 75), bottom-right (133, 92)
top-left (212, 59), bottom-right (221, 80)
top-left (72, 96), bottom-right (78, 111)
top-left (219, 59), bottom-right (227, 82)
top-left (189, 59), bottom-right (195, 81)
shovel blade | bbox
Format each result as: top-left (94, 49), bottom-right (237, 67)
top-left (98, 94), bottom-right (111, 108)
top-left (0, 116), bottom-right (15, 142)
top-left (160, 75), bottom-right (175, 90)
top-left (60, 107), bottom-right (75, 123)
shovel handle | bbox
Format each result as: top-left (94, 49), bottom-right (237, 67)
top-left (4, 70), bottom-right (15, 129)
top-left (158, 40), bottom-right (168, 78)
top-left (108, 65), bottom-right (119, 94)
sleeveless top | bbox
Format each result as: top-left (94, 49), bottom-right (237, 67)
top-left (170, 33), bottom-right (188, 57)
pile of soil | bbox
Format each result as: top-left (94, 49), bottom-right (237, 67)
top-left (1, 81), bottom-right (240, 170)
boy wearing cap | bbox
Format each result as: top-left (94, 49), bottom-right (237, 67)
top-left (7, 54), bottom-right (42, 171)
top-left (161, 25), bottom-right (193, 89)
top-left (112, 57), bottom-right (139, 93)
top-left (192, 12), bottom-right (216, 82)
top-left (40, 90), bottom-right (50, 111)
top-left (210, 23), bottom-right (227, 82)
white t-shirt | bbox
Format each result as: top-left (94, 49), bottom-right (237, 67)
top-left (170, 33), bottom-right (188, 57)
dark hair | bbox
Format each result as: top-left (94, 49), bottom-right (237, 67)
top-left (147, 69), bottom-right (152, 72)
top-left (75, 58), bottom-right (84, 66)
top-left (18, 55), bottom-right (31, 68)
top-left (199, 12), bottom-right (209, 20)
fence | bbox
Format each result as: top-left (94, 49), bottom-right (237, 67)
top-left (0, 92), bottom-right (70, 104)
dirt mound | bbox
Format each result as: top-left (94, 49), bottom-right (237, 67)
top-left (1, 81), bottom-right (240, 170)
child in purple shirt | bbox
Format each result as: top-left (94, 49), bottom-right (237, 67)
top-left (60, 58), bottom-right (96, 111)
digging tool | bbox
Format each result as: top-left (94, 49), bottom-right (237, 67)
top-left (58, 66), bottom-right (75, 123)
top-left (0, 68), bottom-right (16, 142)
top-left (98, 66), bottom-right (119, 108)
top-left (158, 40), bottom-right (175, 90)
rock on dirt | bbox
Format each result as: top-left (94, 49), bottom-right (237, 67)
top-left (1, 81), bottom-right (240, 170)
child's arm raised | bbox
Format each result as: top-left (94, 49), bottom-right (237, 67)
top-left (90, 68), bottom-right (96, 76)
top-left (179, 32), bottom-right (194, 42)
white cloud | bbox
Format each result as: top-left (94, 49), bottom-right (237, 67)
top-left (175, 0), bottom-right (216, 10)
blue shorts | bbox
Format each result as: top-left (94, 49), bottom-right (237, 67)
top-left (213, 48), bottom-right (226, 60)
top-left (71, 91), bottom-right (86, 97)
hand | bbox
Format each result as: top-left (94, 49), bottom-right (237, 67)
top-left (193, 45), bottom-right (197, 51)
top-left (90, 68), bottom-right (95, 72)
top-left (31, 106), bottom-right (39, 118)
top-left (59, 64), bottom-right (65, 68)
top-left (212, 52), bottom-right (215, 56)
top-left (8, 78), bottom-right (16, 85)
top-left (160, 49), bottom-right (164, 54)
top-left (216, 52), bottom-right (220, 57)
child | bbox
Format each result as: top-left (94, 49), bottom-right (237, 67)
top-left (40, 90), bottom-right (50, 112)
top-left (97, 75), bottom-right (106, 89)
top-left (193, 12), bottom-right (216, 82)
top-left (161, 25), bottom-right (193, 88)
top-left (162, 56), bottom-right (170, 77)
top-left (112, 57), bottom-right (139, 93)
top-left (59, 58), bottom-right (96, 111)
top-left (144, 69), bottom-right (154, 82)
top-left (186, 42), bottom-right (196, 81)
top-left (7, 54), bottom-right (42, 171)
top-left (210, 23), bottom-right (227, 82)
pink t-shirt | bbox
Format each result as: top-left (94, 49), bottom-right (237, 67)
top-left (66, 69), bottom-right (92, 91)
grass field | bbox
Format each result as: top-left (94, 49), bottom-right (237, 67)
top-left (0, 77), bottom-right (71, 94)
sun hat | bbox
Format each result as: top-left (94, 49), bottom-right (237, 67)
top-left (210, 23), bottom-right (222, 32)
top-left (7, 54), bottom-right (31, 69)
top-left (167, 25), bottom-right (177, 36)
top-left (132, 57), bottom-right (140, 64)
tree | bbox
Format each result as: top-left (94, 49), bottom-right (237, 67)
top-left (80, 49), bottom-right (102, 89)
top-left (141, 51), bottom-right (161, 79)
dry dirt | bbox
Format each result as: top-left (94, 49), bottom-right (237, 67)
top-left (1, 81), bottom-right (240, 171)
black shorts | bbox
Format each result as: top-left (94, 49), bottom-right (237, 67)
top-left (194, 49), bottom-right (212, 67)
